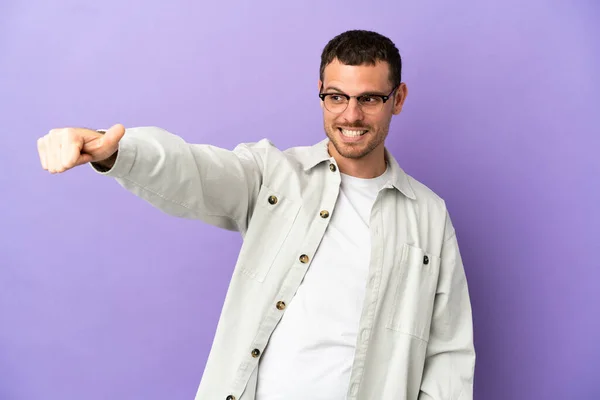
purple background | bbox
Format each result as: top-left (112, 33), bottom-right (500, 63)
top-left (1, 1), bottom-right (598, 399)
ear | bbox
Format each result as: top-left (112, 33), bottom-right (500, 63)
top-left (318, 79), bottom-right (324, 109)
top-left (392, 83), bottom-right (408, 115)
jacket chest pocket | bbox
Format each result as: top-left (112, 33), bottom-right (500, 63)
top-left (238, 184), bottom-right (300, 283)
top-left (386, 243), bottom-right (440, 342)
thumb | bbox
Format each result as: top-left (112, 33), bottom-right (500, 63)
top-left (91, 123), bottom-right (126, 157)
top-left (80, 123), bottom-right (125, 162)
top-left (101, 123), bottom-right (126, 146)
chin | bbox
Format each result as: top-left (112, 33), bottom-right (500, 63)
top-left (331, 140), bottom-right (372, 159)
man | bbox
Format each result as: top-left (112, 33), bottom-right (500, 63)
top-left (37, 30), bottom-right (475, 400)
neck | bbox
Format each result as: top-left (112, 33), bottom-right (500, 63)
top-left (328, 142), bottom-right (387, 179)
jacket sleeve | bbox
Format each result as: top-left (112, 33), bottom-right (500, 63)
top-left (418, 213), bottom-right (476, 400)
top-left (91, 126), bottom-right (265, 233)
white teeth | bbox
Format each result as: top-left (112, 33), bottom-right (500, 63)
top-left (340, 129), bottom-right (367, 137)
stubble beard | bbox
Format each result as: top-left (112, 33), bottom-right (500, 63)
top-left (325, 123), bottom-right (388, 160)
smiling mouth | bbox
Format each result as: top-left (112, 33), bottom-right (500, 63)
top-left (339, 128), bottom-right (368, 137)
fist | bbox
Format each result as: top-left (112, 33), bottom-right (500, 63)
top-left (37, 124), bottom-right (126, 174)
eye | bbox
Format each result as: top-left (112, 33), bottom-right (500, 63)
top-left (329, 95), bottom-right (346, 103)
top-left (359, 95), bottom-right (382, 104)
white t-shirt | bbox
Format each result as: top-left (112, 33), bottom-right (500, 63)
top-left (255, 166), bottom-right (391, 400)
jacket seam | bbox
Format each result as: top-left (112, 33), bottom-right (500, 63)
top-left (120, 176), bottom-right (237, 223)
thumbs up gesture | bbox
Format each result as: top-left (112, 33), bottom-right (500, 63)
top-left (37, 124), bottom-right (126, 173)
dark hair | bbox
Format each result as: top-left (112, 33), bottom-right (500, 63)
top-left (319, 30), bottom-right (402, 89)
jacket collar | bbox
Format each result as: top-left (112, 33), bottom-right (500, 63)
top-left (298, 138), bottom-right (417, 200)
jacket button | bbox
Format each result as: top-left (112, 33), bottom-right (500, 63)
top-left (299, 254), bottom-right (309, 263)
top-left (268, 195), bottom-right (278, 205)
top-left (226, 396), bottom-right (236, 400)
top-left (320, 210), bottom-right (330, 218)
top-left (329, 163), bottom-right (337, 172)
top-left (423, 255), bottom-right (429, 265)
top-left (251, 348), bottom-right (261, 358)
top-left (276, 301), bottom-right (286, 310)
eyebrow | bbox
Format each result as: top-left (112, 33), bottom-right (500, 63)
top-left (323, 86), bottom-right (388, 96)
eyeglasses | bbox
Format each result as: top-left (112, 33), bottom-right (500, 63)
top-left (318, 86), bottom-right (397, 115)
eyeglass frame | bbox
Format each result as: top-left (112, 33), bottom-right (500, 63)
top-left (318, 84), bottom-right (399, 114)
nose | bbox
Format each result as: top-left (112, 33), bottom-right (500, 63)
top-left (341, 98), bottom-right (364, 123)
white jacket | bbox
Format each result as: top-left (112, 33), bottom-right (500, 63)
top-left (93, 126), bottom-right (476, 400)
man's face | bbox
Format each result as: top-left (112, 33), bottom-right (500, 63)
top-left (320, 59), bottom-right (407, 160)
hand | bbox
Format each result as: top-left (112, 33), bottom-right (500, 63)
top-left (37, 124), bottom-right (125, 174)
